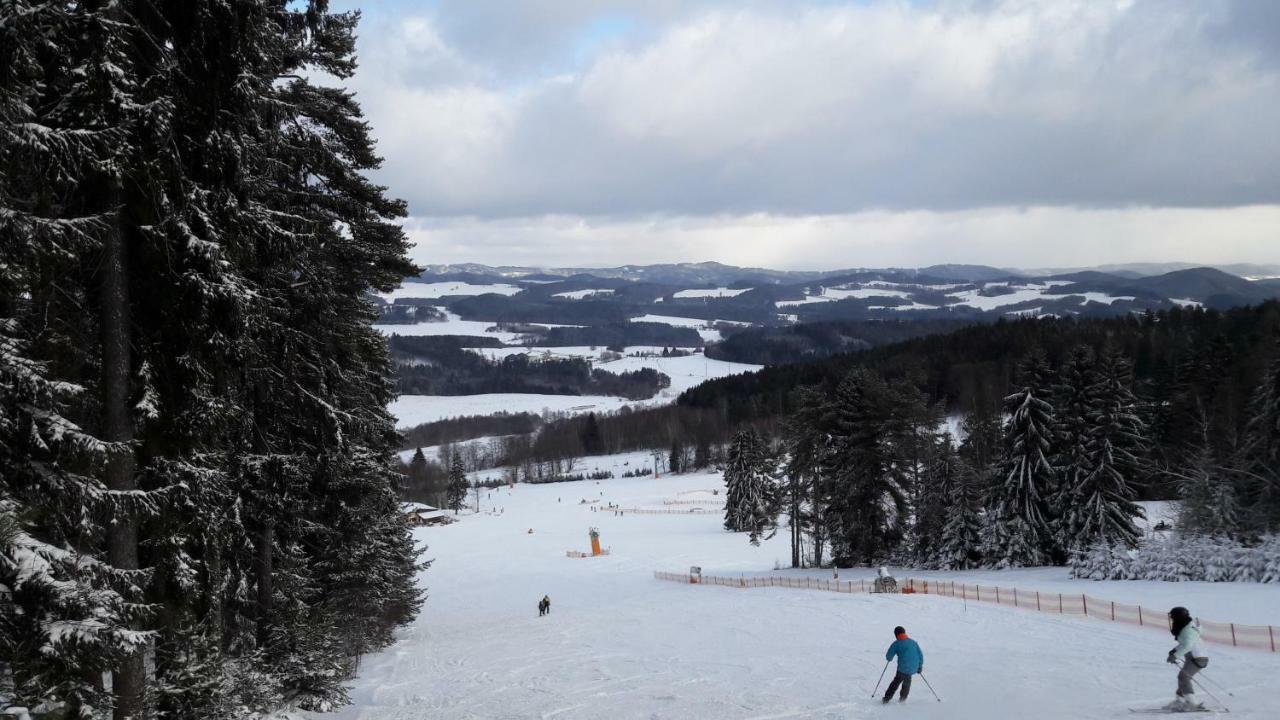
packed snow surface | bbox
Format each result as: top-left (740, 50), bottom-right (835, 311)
top-left (377, 282), bottom-right (520, 302)
top-left (308, 461), bottom-right (1280, 720)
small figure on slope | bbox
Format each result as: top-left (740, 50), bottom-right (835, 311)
top-left (882, 626), bottom-right (924, 704)
top-left (1165, 606), bottom-right (1209, 712)
top-left (538, 596), bottom-right (550, 617)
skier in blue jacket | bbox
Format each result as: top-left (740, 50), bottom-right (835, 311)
top-left (882, 626), bottom-right (923, 703)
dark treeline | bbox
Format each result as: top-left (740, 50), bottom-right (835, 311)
top-left (707, 318), bottom-right (977, 365)
top-left (452, 294), bottom-right (636, 325)
top-left (719, 330), bottom-right (1280, 571)
top-left (393, 345), bottom-right (669, 399)
top-left (399, 413), bottom-right (543, 451)
top-left (682, 302), bottom-right (1280, 439)
top-left (1, 3), bottom-right (420, 717)
top-left (534, 322), bottom-right (704, 348)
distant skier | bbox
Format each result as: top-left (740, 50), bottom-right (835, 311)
top-left (882, 626), bottom-right (923, 704)
top-left (542, 595), bottom-right (551, 615)
top-left (1165, 606), bottom-right (1208, 711)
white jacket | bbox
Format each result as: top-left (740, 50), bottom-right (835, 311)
top-left (1172, 623), bottom-right (1207, 660)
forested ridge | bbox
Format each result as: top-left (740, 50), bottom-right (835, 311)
top-left (710, 302), bottom-right (1280, 572)
top-left (1, 2), bottom-right (422, 717)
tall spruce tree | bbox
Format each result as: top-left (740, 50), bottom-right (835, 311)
top-left (983, 355), bottom-right (1057, 567)
top-left (1050, 344), bottom-right (1098, 549)
top-left (821, 368), bottom-right (909, 565)
top-left (782, 387), bottom-right (833, 567)
top-left (1242, 342), bottom-right (1280, 533)
top-left (1, 2), bottom-right (423, 715)
top-left (937, 453), bottom-right (986, 570)
top-left (447, 455), bottom-right (469, 513)
top-left (1066, 347), bottom-right (1146, 550)
top-left (723, 429), bottom-right (777, 544)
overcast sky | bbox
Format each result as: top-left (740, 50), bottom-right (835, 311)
top-left (334, 0), bottom-right (1280, 271)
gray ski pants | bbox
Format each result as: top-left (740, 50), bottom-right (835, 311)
top-left (884, 671), bottom-right (912, 701)
top-left (1177, 657), bottom-right (1208, 696)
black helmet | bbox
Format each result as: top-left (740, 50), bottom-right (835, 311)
top-left (1169, 607), bottom-right (1190, 622)
top-left (893, 626), bottom-right (906, 636)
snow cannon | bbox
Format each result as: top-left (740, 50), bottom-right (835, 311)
top-left (589, 527), bottom-right (602, 556)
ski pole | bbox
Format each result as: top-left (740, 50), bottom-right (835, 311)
top-left (1185, 662), bottom-right (1234, 698)
top-left (1188, 672), bottom-right (1230, 712)
top-left (918, 672), bottom-right (942, 702)
top-left (871, 661), bottom-right (890, 698)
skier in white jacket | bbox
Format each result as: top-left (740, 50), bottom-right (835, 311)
top-left (1166, 606), bottom-right (1208, 711)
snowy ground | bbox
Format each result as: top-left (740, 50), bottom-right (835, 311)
top-left (388, 393), bottom-right (637, 428)
top-left (306, 462), bottom-right (1280, 720)
top-left (377, 282), bottom-right (521, 302)
top-left (389, 349), bottom-right (760, 427)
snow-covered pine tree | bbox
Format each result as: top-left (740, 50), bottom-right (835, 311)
top-left (447, 455), bottom-right (470, 512)
top-left (723, 429), bottom-right (777, 544)
top-left (821, 368), bottom-right (910, 564)
top-left (1051, 345), bottom-right (1096, 545)
top-left (914, 433), bottom-right (958, 567)
top-left (937, 453), bottom-right (985, 569)
top-left (1175, 413), bottom-right (1239, 537)
top-left (983, 354), bottom-right (1057, 567)
top-left (1066, 347), bottom-right (1146, 551)
top-left (782, 386), bottom-right (833, 567)
top-left (1242, 342), bottom-right (1280, 533)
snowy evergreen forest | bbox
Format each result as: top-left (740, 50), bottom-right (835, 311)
top-left (1, 2), bottom-right (422, 718)
top-left (721, 338), bottom-right (1280, 576)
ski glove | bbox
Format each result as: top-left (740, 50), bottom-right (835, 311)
top-left (1166, 651), bottom-right (1178, 664)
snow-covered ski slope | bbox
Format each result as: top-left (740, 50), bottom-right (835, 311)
top-left (308, 465), bottom-right (1280, 720)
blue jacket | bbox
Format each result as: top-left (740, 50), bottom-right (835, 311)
top-left (886, 637), bottom-right (923, 674)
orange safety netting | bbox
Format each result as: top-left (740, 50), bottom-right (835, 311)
top-left (653, 572), bottom-right (1277, 652)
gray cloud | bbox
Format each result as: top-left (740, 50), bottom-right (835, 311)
top-left (345, 0), bottom-right (1280, 221)
top-left (334, 1), bottom-right (1280, 267)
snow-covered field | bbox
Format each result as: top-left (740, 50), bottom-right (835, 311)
top-left (630, 314), bottom-right (749, 343)
top-left (308, 462), bottom-right (1280, 720)
top-left (553, 289), bottom-right (615, 299)
top-left (946, 284), bottom-right (1135, 311)
top-left (671, 287), bottom-right (751, 299)
top-left (377, 282), bottom-right (521, 302)
top-left (466, 346), bottom-right (761, 405)
top-left (389, 349), bottom-right (761, 427)
top-left (389, 393), bottom-right (637, 427)
top-left (374, 309), bottom-right (580, 343)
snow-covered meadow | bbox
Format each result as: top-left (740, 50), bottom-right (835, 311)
top-left (387, 348), bottom-right (761, 426)
top-left (305, 462), bottom-right (1280, 720)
